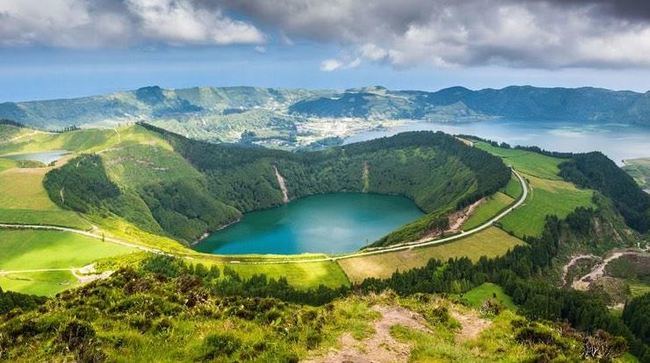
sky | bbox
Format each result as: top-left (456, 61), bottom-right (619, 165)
top-left (2, 0), bottom-right (650, 102)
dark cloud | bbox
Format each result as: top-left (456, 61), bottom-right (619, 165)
top-left (1, 0), bottom-right (649, 69)
top-left (538, 0), bottom-right (650, 21)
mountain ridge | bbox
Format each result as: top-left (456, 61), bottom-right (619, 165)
top-left (2, 85), bottom-right (650, 132)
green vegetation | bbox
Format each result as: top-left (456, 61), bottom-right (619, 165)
top-left (358, 207), bottom-right (648, 359)
top-left (0, 255), bottom-right (620, 362)
top-left (200, 259), bottom-right (350, 290)
top-left (503, 172), bottom-right (524, 199)
top-left (0, 168), bottom-right (59, 210)
top-left (0, 230), bottom-right (133, 271)
top-left (499, 174), bottom-right (594, 238)
top-left (476, 141), bottom-right (564, 180)
top-left (0, 271), bottom-right (78, 296)
top-left (561, 152), bottom-right (650, 232)
top-left (624, 158), bottom-right (650, 190)
top-left (0, 209), bottom-right (91, 229)
top-left (463, 192), bottom-right (514, 230)
top-left (623, 293), bottom-right (650, 347)
top-left (462, 282), bottom-right (517, 310)
top-left (0, 158), bottom-right (16, 172)
top-left (42, 126), bottom-right (510, 245)
top-left (338, 227), bottom-right (525, 282)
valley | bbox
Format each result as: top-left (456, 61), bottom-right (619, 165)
top-left (0, 119), bottom-right (648, 362)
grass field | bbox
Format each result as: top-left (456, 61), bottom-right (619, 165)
top-left (629, 280), bottom-right (650, 297)
top-left (0, 158), bottom-right (16, 173)
top-left (0, 168), bottom-right (58, 210)
top-left (0, 229), bottom-right (134, 271)
top-left (476, 143), bottom-right (595, 238)
top-left (503, 173), bottom-right (524, 199)
top-left (103, 143), bottom-right (203, 188)
top-left (499, 174), bottom-right (594, 238)
top-left (338, 227), bottom-right (525, 283)
top-left (0, 125), bottom-right (172, 155)
top-left (476, 142), bottom-right (564, 180)
top-left (623, 158), bottom-right (650, 190)
top-left (194, 258), bottom-right (351, 289)
top-left (0, 271), bottom-right (78, 296)
top-left (0, 209), bottom-right (92, 229)
top-left (462, 282), bottom-right (517, 310)
top-left (463, 192), bottom-right (514, 230)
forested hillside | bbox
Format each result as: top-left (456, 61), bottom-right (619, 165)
top-left (41, 126), bottom-right (509, 245)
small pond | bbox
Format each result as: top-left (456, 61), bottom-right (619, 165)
top-left (3, 150), bottom-right (69, 164)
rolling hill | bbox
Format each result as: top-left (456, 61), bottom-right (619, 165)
top-left (2, 86), bottom-right (649, 149)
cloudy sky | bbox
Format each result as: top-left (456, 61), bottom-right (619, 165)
top-left (2, 0), bottom-right (650, 101)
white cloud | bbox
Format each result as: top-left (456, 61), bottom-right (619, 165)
top-left (360, 44), bottom-right (388, 61)
top-left (320, 57), bottom-right (361, 71)
top-left (320, 59), bottom-right (343, 72)
top-left (125, 0), bottom-right (264, 45)
top-left (0, 0), bottom-right (264, 48)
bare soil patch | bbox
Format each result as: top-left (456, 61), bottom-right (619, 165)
top-left (305, 305), bottom-right (430, 363)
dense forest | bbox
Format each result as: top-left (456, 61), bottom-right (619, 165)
top-left (559, 152), bottom-right (650, 233)
top-left (44, 125), bottom-right (510, 245)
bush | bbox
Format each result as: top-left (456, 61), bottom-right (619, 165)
top-left (140, 255), bottom-right (185, 278)
top-left (200, 333), bottom-right (242, 360)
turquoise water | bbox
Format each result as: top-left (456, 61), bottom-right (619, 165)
top-left (3, 150), bottom-right (68, 164)
top-left (194, 193), bottom-right (424, 255)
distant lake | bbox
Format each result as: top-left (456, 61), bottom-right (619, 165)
top-left (345, 120), bottom-right (650, 165)
top-left (194, 193), bottom-right (424, 255)
top-left (3, 150), bottom-right (68, 164)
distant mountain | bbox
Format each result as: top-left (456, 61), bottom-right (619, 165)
top-left (0, 86), bottom-right (329, 130)
top-left (1, 84), bottom-right (649, 134)
top-left (289, 85), bottom-right (650, 124)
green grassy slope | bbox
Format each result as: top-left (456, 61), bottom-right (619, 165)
top-left (338, 227), bottom-right (525, 283)
top-left (476, 142), bottom-right (563, 180)
top-left (462, 282), bottom-right (517, 310)
top-left (0, 270), bottom-right (78, 296)
top-left (623, 158), bottom-right (650, 190)
top-left (463, 192), bottom-right (514, 230)
top-left (0, 230), bottom-right (133, 271)
top-left (500, 174), bottom-right (594, 238)
top-left (476, 142), bottom-right (595, 238)
top-left (0, 258), bottom-right (593, 362)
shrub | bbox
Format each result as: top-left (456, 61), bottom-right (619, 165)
top-left (140, 255), bottom-right (185, 278)
top-left (200, 333), bottom-right (242, 360)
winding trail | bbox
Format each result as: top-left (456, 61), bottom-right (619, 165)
top-left (561, 254), bottom-right (599, 286)
top-left (572, 250), bottom-right (649, 290)
top-left (0, 169), bottom-right (527, 266)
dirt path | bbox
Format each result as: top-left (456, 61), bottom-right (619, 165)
top-left (572, 250), bottom-right (648, 290)
top-left (447, 198), bottom-right (484, 232)
top-left (305, 305), bottom-right (430, 363)
top-left (450, 309), bottom-right (491, 342)
top-left (561, 254), bottom-right (599, 286)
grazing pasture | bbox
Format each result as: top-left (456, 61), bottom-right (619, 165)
top-left (337, 227), bottom-right (525, 283)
